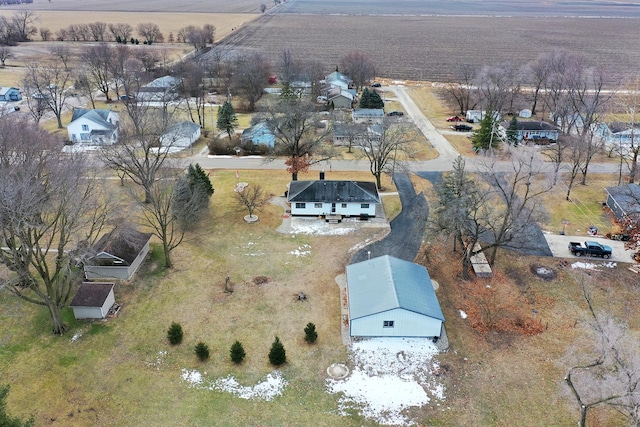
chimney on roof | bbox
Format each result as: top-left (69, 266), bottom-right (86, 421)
top-left (319, 170), bottom-right (325, 180)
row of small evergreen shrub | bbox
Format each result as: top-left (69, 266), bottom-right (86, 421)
top-left (167, 322), bottom-right (317, 365)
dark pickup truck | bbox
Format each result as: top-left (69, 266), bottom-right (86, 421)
top-left (568, 241), bottom-right (613, 259)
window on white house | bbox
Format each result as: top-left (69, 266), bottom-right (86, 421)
top-left (383, 320), bottom-right (394, 328)
top-left (295, 202), bottom-right (306, 209)
top-left (82, 124), bottom-right (89, 131)
top-left (314, 203), bottom-right (322, 208)
top-left (341, 203), bottom-right (347, 208)
top-left (361, 203), bottom-right (370, 209)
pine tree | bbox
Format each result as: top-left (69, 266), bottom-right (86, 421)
top-left (359, 88), bottom-right (372, 108)
top-left (506, 116), bottom-right (519, 146)
top-left (471, 112), bottom-right (501, 152)
top-left (268, 336), bottom-right (286, 366)
top-left (187, 163), bottom-right (214, 196)
top-left (172, 163), bottom-right (214, 230)
top-left (217, 101), bottom-right (238, 140)
top-left (194, 342), bottom-right (210, 361)
top-left (230, 340), bottom-right (246, 364)
top-left (279, 82), bottom-right (297, 102)
top-left (304, 322), bottom-right (318, 344)
top-left (167, 322), bottom-right (184, 345)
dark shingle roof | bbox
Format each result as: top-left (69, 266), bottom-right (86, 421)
top-left (287, 180), bottom-right (380, 204)
top-left (606, 183), bottom-right (640, 217)
top-left (501, 120), bottom-right (559, 131)
top-left (90, 229), bottom-right (152, 265)
top-left (70, 282), bottom-right (114, 307)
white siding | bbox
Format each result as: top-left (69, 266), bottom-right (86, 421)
top-left (290, 202), bottom-right (376, 217)
top-left (350, 308), bottom-right (442, 338)
top-left (72, 307), bottom-right (104, 319)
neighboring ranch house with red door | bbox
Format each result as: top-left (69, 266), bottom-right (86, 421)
top-left (346, 255), bottom-right (445, 338)
top-left (287, 175), bottom-right (380, 218)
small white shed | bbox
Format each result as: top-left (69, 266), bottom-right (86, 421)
top-left (70, 282), bottom-right (115, 319)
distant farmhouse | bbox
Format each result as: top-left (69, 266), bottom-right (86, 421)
top-left (0, 87), bottom-right (22, 102)
top-left (136, 76), bottom-right (180, 102)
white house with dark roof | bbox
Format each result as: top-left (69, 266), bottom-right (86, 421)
top-left (346, 255), bottom-right (444, 338)
top-left (287, 175), bottom-right (380, 217)
top-left (70, 282), bottom-right (116, 319)
top-left (67, 109), bottom-right (120, 145)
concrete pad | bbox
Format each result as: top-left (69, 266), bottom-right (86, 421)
top-left (543, 233), bottom-right (635, 263)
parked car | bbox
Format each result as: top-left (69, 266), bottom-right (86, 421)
top-left (387, 111), bottom-right (404, 116)
top-left (316, 96), bottom-right (327, 103)
top-left (568, 241), bottom-right (612, 258)
top-left (452, 124), bottom-right (473, 132)
top-left (446, 115), bottom-right (462, 122)
top-left (371, 82), bottom-right (382, 88)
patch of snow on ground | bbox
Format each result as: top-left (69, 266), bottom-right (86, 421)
top-left (459, 310), bottom-right (468, 319)
top-left (180, 369), bottom-right (287, 401)
top-left (70, 331), bottom-right (82, 342)
top-left (327, 338), bottom-right (443, 426)
top-left (572, 261), bottom-right (617, 270)
top-left (349, 238), bottom-right (373, 253)
top-left (289, 244), bottom-right (311, 257)
top-left (291, 220), bottom-right (354, 235)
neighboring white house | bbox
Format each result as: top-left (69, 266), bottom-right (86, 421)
top-left (136, 76), bottom-right (180, 102)
top-left (346, 255), bottom-right (445, 338)
top-left (327, 87), bottom-right (356, 109)
top-left (159, 121), bottom-right (201, 149)
top-left (287, 174), bottom-right (380, 217)
top-left (323, 71), bottom-right (353, 90)
top-left (67, 109), bottom-right (120, 145)
top-left (352, 108), bottom-right (384, 124)
top-left (602, 122), bottom-right (640, 147)
top-left (84, 229), bottom-right (152, 280)
top-left (69, 282), bottom-right (116, 319)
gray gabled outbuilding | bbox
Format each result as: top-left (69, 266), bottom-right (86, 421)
top-left (346, 255), bottom-right (444, 338)
top-left (70, 282), bottom-right (115, 319)
top-left (84, 229), bottom-right (152, 280)
top-left (605, 183), bottom-right (640, 220)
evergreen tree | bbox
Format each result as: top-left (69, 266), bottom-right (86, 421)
top-left (359, 88), bottom-right (371, 108)
top-left (230, 340), bottom-right (246, 364)
top-left (217, 101), bottom-right (238, 140)
top-left (172, 163), bottom-right (214, 230)
top-left (359, 88), bottom-right (384, 109)
top-left (268, 336), bottom-right (286, 366)
top-left (279, 82), bottom-right (297, 101)
top-left (195, 342), bottom-right (210, 361)
top-left (0, 385), bottom-right (34, 427)
top-left (471, 112), bottom-right (501, 152)
top-left (506, 116), bottom-right (519, 146)
top-left (167, 322), bottom-right (184, 345)
top-left (304, 322), bottom-right (318, 343)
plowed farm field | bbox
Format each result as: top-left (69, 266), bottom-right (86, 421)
top-left (209, 14), bottom-right (640, 84)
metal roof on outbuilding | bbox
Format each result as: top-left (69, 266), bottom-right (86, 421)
top-left (346, 255), bottom-right (444, 321)
top-left (287, 180), bottom-right (380, 203)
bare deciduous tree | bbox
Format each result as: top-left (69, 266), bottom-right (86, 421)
top-left (0, 118), bottom-right (112, 334)
top-left (443, 64), bottom-right (479, 115)
top-left (88, 21), bottom-right (107, 41)
top-left (235, 183), bottom-right (270, 219)
top-left (615, 75), bottom-right (640, 184)
top-left (175, 61), bottom-right (207, 128)
top-left (22, 59), bottom-right (73, 128)
top-left (137, 22), bottom-right (164, 43)
top-left (81, 43), bottom-right (115, 102)
top-left (564, 273), bottom-right (640, 427)
top-left (108, 23), bottom-right (133, 42)
top-left (0, 46), bottom-right (13, 67)
top-left (279, 48), bottom-right (301, 83)
top-left (231, 52), bottom-right (271, 112)
top-left (11, 10), bottom-right (37, 41)
top-left (266, 98), bottom-right (334, 180)
top-left (475, 63), bottom-right (522, 114)
top-left (356, 119), bottom-right (413, 189)
top-left (340, 51), bottom-right (375, 91)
